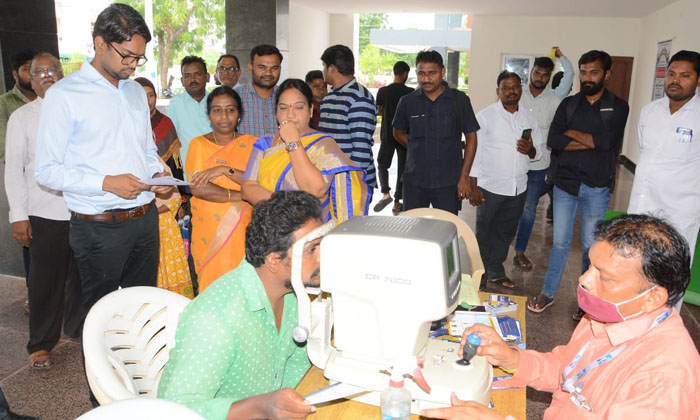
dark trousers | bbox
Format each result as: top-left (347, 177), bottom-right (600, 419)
top-left (475, 188), bottom-right (527, 286)
top-left (403, 183), bottom-right (460, 215)
top-left (377, 137), bottom-right (406, 201)
top-left (26, 217), bottom-right (82, 354)
top-left (69, 203), bottom-right (159, 318)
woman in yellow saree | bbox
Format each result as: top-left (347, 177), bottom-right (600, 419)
top-left (186, 86), bottom-right (257, 291)
top-left (241, 79), bottom-right (371, 222)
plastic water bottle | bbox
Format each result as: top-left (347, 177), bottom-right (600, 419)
top-left (380, 370), bottom-right (411, 420)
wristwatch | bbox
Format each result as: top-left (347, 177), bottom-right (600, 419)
top-left (286, 141), bottom-right (299, 152)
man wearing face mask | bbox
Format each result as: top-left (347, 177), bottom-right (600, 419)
top-left (424, 214), bottom-right (700, 420)
top-left (528, 50), bottom-right (629, 319)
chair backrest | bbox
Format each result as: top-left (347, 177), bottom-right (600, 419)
top-left (75, 397), bottom-right (206, 420)
top-left (400, 208), bottom-right (484, 290)
top-left (82, 286), bottom-right (191, 405)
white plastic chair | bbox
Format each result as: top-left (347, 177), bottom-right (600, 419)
top-left (400, 207), bottom-right (485, 290)
top-left (82, 286), bottom-right (191, 405)
top-left (75, 397), bottom-right (206, 420)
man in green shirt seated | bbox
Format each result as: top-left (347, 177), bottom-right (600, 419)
top-left (159, 190), bottom-right (322, 420)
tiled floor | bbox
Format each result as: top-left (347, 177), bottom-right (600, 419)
top-left (1, 150), bottom-right (699, 419)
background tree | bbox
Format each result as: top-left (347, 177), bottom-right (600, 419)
top-left (118, 0), bottom-right (224, 93)
top-left (359, 13), bottom-right (387, 55)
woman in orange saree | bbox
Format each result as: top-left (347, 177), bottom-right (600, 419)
top-left (186, 86), bottom-right (257, 291)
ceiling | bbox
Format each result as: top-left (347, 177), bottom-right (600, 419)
top-left (293, 0), bottom-right (677, 18)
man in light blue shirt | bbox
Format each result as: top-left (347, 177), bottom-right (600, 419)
top-left (34, 4), bottom-right (169, 321)
top-left (168, 55), bottom-right (212, 172)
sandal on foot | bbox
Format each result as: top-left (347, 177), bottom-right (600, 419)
top-left (373, 197), bottom-right (393, 212)
top-left (572, 308), bottom-right (586, 321)
top-left (392, 202), bottom-right (403, 215)
top-left (513, 254), bottom-right (533, 271)
top-left (527, 294), bottom-right (555, 313)
top-left (29, 350), bottom-right (53, 370)
top-left (488, 276), bottom-right (516, 289)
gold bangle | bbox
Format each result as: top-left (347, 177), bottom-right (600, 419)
top-left (227, 188), bottom-right (231, 201)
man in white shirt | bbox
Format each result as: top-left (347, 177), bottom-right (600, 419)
top-left (628, 50), bottom-right (700, 308)
top-left (469, 71), bottom-right (543, 289)
top-left (34, 4), bottom-right (169, 326)
top-left (5, 53), bottom-right (82, 370)
top-left (513, 51), bottom-right (573, 271)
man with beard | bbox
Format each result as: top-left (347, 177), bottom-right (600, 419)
top-left (470, 71), bottom-right (542, 290)
top-left (159, 190), bottom-right (321, 420)
top-left (393, 50), bottom-right (479, 214)
top-left (628, 50), bottom-right (700, 312)
top-left (5, 53), bottom-right (82, 369)
top-left (168, 55), bottom-right (212, 172)
top-left (514, 50), bottom-right (573, 271)
top-left (215, 54), bottom-right (242, 89)
top-left (35, 4), bottom-right (170, 325)
top-left (235, 44), bottom-right (282, 137)
top-left (527, 50), bottom-right (629, 316)
top-left (0, 50), bottom-right (37, 161)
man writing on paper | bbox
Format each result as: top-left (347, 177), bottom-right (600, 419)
top-left (422, 214), bottom-right (700, 420)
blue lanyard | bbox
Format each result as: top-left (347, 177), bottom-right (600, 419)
top-left (561, 309), bottom-right (672, 411)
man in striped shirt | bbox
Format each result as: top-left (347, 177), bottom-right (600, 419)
top-left (319, 45), bottom-right (377, 188)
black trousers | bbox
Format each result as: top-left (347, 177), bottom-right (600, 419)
top-left (403, 183), bottom-right (460, 215)
top-left (26, 217), bottom-right (82, 354)
top-left (376, 137), bottom-right (406, 201)
top-left (475, 188), bottom-right (527, 286)
top-left (69, 203), bottom-right (159, 318)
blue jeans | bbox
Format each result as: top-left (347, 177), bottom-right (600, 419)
top-left (541, 184), bottom-right (610, 298)
top-left (514, 169), bottom-right (548, 253)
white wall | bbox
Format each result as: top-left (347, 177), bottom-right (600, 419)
top-left (288, 1), bottom-right (330, 80)
top-left (624, 0), bottom-right (700, 162)
top-left (468, 15), bottom-right (642, 155)
top-left (329, 14), bottom-right (355, 48)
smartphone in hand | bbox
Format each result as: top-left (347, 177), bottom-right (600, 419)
top-left (521, 128), bottom-right (532, 140)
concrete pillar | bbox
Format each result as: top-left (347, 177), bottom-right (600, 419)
top-left (447, 51), bottom-right (460, 87)
top-left (225, 0), bottom-right (289, 85)
top-left (0, 0), bottom-right (59, 92)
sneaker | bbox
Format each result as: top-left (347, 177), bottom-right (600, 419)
top-left (527, 294), bottom-right (555, 313)
top-left (572, 308), bottom-right (586, 321)
top-left (373, 196), bottom-right (393, 212)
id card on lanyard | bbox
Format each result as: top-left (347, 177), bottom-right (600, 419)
top-left (561, 309), bottom-right (672, 412)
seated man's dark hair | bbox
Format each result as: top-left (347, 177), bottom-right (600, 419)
top-left (497, 70), bottom-right (521, 86)
top-left (593, 213), bottom-right (691, 306)
top-left (669, 50), bottom-right (700, 76)
top-left (305, 70), bottom-right (324, 85)
top-left (276, 78), bottom-right (313, 107)
top-left (206, 86), bottom-right (244, 119)
top-left (578, 50), bottom-right (612, 72)
top-left (245, 191), bottom-right (323, 267)
top-left (321, 45), bottom-right (355, 75)
top-left (181, 55), bottom-right (207, 74)
top-left (217, 54), bottom-right (240, 69)
top-left (250, 44), bottom-right (283, 63)
top-left (92, 3), bottom-right (151, 44)
top-left (393, 61), bottom-right (410, 76)
top-left (11, 49), bottom-right (38, 72)
top-left (533, 56), bottom-right (555, 72)
top-left (415, 50), bottom-right (444, 68)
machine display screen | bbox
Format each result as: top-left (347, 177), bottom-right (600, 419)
top-left (446, 241), bottom-right (456, 278)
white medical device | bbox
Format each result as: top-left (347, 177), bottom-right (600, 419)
top-left (291, 216), bottom-right (492, 413)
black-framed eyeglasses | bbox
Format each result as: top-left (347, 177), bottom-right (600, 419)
top-left (217, 66), bottom-right (239, 74)
top-left (108, 42), bottom-right (148, 67)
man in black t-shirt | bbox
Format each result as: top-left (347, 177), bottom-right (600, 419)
top-left (374, 61), bottom-right (414, 214)
top-left (393, 50), bottom-right (479, 215)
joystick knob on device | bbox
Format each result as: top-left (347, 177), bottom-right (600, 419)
top-left (456, 333), bottom-right (481, 366)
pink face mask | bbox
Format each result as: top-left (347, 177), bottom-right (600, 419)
top-left (576, 284), bottom-right (657, 323)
